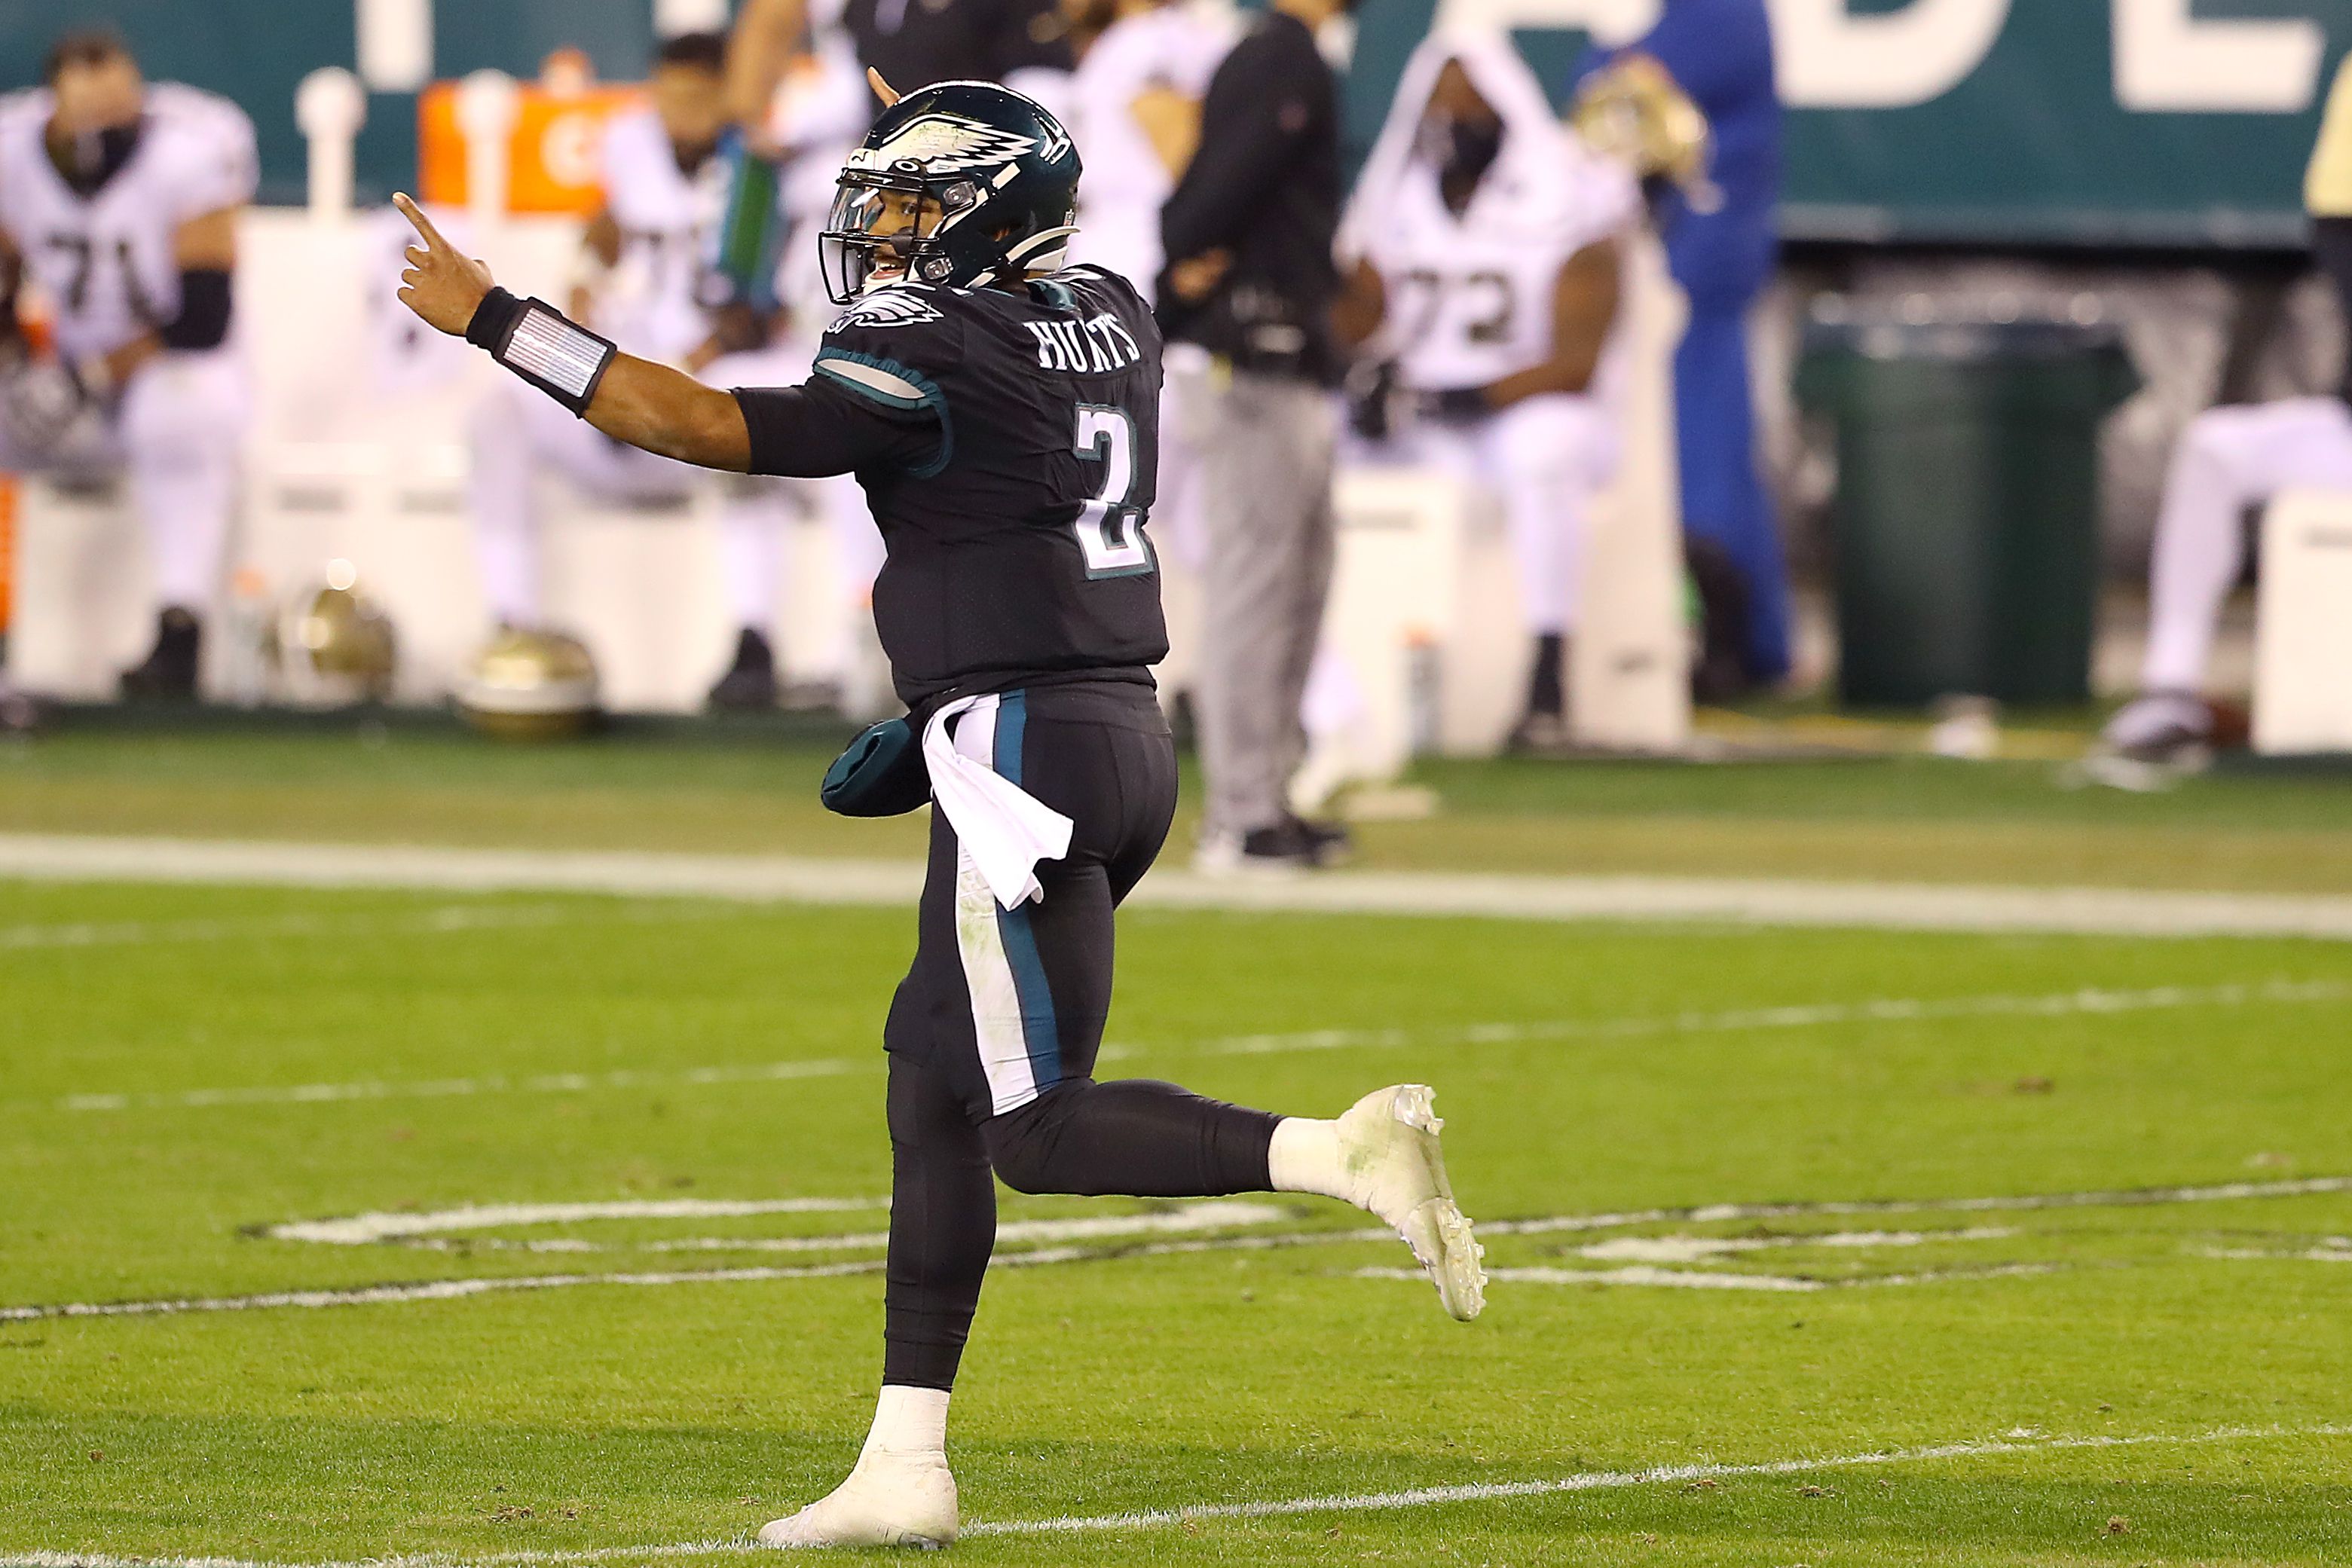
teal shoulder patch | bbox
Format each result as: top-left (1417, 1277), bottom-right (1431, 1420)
top-left (813, 348), bottom-right (955, 479)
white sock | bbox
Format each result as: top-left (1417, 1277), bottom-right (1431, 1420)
top-left (716, 487), bottom-right (785, 636)
top-left (126, 357), bottom-right (239, 610)
top-left (467, 389), bottom-right (542, 627)
top-left (1267, 1117), bottom-right (1351, 1203)
top-left (860, 1385), bottom-right (950, 1461)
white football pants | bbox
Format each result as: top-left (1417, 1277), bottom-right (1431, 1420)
top-left (0, 347), bottom-right (248, 612)
top-left (2140, 396), bottom-right (2352, 693)
top-left (1388, 391), bottom-right (1619, 637)
top-left (1154, 344), bottom-right (1213, 574)
top-left (466, 347), bottom-right (882, 662)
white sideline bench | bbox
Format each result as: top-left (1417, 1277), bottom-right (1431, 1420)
top-left (8, 212), bottom-right (1691, 763)
top-left (2256, 491), bottom-right (2352, 756)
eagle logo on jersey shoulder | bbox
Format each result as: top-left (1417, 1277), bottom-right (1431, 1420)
top-left (850, 112), bottom-right (1038, 176)
top-left (830, 289), bottom-right (946, 330)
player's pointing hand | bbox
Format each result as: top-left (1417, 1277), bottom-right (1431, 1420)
top-left (392, 192), bottom-right (496, 337)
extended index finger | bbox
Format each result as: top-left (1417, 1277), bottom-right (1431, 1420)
top-left (391, 192), bottom-right (453, 255)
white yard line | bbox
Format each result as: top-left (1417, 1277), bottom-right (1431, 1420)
top-left (0, 901), bottom-right (729, 954)
top-left (637, 1203), bottom-right (1291, 1255)
top-left (11, 832), bottom-right (2352, 939)
top-left (57, 1059), bottom-right (866, 1114)
top-left (5, 1423), bottom-right (2345, 1565)
top-left (268, 1197), bottom-right (891, 1246)
top-left (965, 1422), bottom-right (2352, 1537)
top-left (1574, 1225), bottom-right (2014, 1262)
top-left (0, 835), bottom-right (923, 906)
top-left (47, 977), bottom-right (2348, 1114)
top-left (11, 1175), bottom-right (2348, 1325)
top-left (1356, 1261), bottom-right (2060, 1292)
top-left (0, 1263), bottom-right (889, 1324)
top-left (268, 1200), bottom-right (1290, 1253)
top-left (1377, 1264), bottom-right (1832, 1292)
top-left (1176, 978), bottom-right (2352, 1059)
top-left (1473, 1172), bottom-right (2352, 1238)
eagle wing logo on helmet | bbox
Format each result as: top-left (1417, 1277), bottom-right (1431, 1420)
top-left (855, 112), bottom-right (1038, 175)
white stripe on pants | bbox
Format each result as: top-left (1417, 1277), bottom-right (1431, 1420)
top-left (944, 694), bottom-right (1048, 1115)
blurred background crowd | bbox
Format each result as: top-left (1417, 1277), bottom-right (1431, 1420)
top-left (3, 0), bottom-right (2351, 807)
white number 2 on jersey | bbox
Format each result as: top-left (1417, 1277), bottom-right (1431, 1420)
top-left (1072, 405), bottom-right (1155, 579)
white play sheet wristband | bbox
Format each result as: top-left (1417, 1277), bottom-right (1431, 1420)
top-left (501, 300), bottom-right (614, 403)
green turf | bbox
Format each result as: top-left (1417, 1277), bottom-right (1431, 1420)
top-left (13, 725), bottom-right (2352, 891)
top-left (5, 873), bottom-right (2352, 1564)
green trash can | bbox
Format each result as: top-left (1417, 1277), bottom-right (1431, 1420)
top-left (1795, 309), bottom-right (2140, 707)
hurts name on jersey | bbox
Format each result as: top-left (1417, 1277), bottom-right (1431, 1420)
top-left (1023, 309), bottom-right (1145, 374)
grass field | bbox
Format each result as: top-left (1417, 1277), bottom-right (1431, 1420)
top-left (6, 725), bottom-right (2352, 1564)
top-left (13, 717), bottom-right (2352, 889)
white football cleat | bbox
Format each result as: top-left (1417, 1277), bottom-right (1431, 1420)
top-left (757, 1449), bottom-right (958, 1551)
top-left (1337, 1084), bottom-right (1486, 1321)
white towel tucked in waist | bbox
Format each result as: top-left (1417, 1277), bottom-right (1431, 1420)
top-left (921, 693), bottom-right (1076, 909)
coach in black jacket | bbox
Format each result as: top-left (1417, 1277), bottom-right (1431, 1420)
top-left (1158, 0), bottom-right (1350, 871)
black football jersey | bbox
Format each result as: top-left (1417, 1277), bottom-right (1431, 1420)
top-left (807, 265), bottom-right (1170, 709)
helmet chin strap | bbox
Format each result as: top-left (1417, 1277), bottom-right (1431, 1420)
top-left (989, 224), bottom-right (1081, 283)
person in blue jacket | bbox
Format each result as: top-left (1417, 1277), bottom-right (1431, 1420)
top-left (1581, 0), bottom-right (1788, 686)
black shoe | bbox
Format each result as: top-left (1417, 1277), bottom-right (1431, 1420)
top-left (119, 607), bottom-right (200, 701)
top-left (1166, 687), bottom-right (1198, 752)
top-left (1234, 816), bottom-right (1345, 870)
top-left (1283, 812), bottom-right (1353, 865)
top-left (1504, 710), bottom-right (1573, 755)
top-left (777, 677), bottom-right (847, 716)
top-left (707, 628), bottom-right (779, 712)
top-left (0, 681), bottom-right (41, 735)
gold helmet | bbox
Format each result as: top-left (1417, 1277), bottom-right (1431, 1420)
top-left (278, 562), bottom-right (397, 706)
top-left (457, 627), bottom-right (600, 740)
top-left (1571, 53), bottom-right (1717, 208)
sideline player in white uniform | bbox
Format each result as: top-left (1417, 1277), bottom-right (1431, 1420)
top-left (1061, 0), bottom-right (1231, 584)
top-left (468, 32), bottom-right (872, 710)
top-left (1335, 31), bottom-right (1635, 752)
top-left (763, 0), bottom-right (892, 647)
top-left (0, 29), bottom-right (254, 701)
top-left (2103, 57), bottom-right (2352, 761)
top-left (1060, 0), bottom-right (1229, 303)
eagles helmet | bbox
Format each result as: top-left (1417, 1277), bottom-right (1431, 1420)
top-left (818, 80), bottom-right (1081, 304)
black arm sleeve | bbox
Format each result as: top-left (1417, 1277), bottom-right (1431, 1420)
top-left (734, 377), bottom-right (941, 478)
top-left (1161, 30), bottom-right (1298, 262)
top-left (2317, 218), bottom-right (2352, 400)
top-left (0, 248), bottom-right (21, 348)
top-left (160, 267), bottom-right (233, 350)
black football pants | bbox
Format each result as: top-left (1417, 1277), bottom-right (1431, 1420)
top-left (879, 683), bottom-right (1280, 1390)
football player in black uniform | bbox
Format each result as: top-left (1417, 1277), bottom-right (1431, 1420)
top-left (393, 74), bottom-right (1484, 1551)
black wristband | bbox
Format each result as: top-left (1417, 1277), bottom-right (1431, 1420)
top-left (466, 288), bottom-right (617, 417)
top-left (1423, 385), bottom-right (1490, 423)
top-left (159, 267), bottom-right (233, 350)
top-left (464, 286), bottom-right (526, 350)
